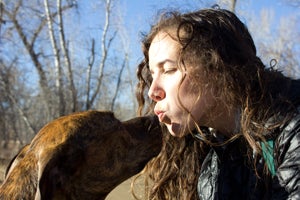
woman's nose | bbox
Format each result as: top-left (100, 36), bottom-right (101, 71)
top-left (148, 83), bottom-right (165, 102)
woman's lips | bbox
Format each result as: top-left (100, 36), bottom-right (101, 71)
top-left (155, 110), bottom-right (165, 122)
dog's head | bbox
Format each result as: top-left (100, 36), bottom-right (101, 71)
top-left (37, 111), bottom-right (162, 200)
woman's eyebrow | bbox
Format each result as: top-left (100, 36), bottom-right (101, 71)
top-left (156, 59), bottom-right (177, 67)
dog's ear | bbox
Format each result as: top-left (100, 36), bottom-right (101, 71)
top-left (5, 145), bottom-right (30, 178)
top-left (38, 142), bottom-right (86, 200)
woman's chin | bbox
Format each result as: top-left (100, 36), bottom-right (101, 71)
top-left (167, 123), bottom-right (186, 138)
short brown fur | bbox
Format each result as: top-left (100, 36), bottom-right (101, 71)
top-left (0, 111), bottom-right (162, 200)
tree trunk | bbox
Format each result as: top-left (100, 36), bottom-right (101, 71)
top-left (44, 0), bottom-right (65, 116)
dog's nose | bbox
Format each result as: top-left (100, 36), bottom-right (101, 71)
top-left (144, 114), bottom-right (160, 133)
top-left (122, 114), bottom-right (162, 138)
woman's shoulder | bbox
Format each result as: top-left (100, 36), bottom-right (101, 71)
top-left (274, 111), bottom-right (300, 198)
top-left (276, 110), bottom-right (300, 150)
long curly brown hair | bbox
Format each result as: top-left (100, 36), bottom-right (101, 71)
top-left (133, 8), bottom-right (300, 200)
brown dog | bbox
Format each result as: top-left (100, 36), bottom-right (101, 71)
top-left (0, 111), bottom-right (162, 200)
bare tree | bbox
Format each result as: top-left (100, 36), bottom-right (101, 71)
top-left (44, 0), bottom-right (65, 115)
top-left (1, 0), bottom-right (75, 120)
top-left (246, 7), bottom-right (300, 77)
top-left (111, 53), bottom-right (127, 111)
top-left (86, 38), bottom-right (96, 110)
top-left (43, 0), bottom-right (78, 114)
top-left (57, 0), bottom-right (77, 112)
top-left (0, 0), bottom-right (136, 146)
top-left (215, 0), bottom-right (237, 12)
top-left (0, 60), bottom-right (35, 143)
top-left (86, 0), bottom-right (118, 110)
top-left (216, 0), bottom-right (300, 77)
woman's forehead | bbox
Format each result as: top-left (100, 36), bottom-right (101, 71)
top-left (149, 33), bottom-right (180, 66)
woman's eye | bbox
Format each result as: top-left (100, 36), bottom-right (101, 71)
top-left (164, 68), bottom-right (177, 74)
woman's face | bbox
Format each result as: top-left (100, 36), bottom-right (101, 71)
top-left (148, 32), bottom-right (217, 137)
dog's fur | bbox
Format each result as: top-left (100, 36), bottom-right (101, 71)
top-left (0, 111), bottom-right (162, 200)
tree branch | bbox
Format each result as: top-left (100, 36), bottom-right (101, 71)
top-left (89, 0), bottom-right (116, 108)
top-left (57, 0), bottom-right (77, 112)
top-left (44, 0), bottom-right (65, 116)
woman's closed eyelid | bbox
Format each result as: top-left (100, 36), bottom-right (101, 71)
top-left (149, 62), bottom-right (178, 76)
top-left (163, 67), bottom-right (177, 74)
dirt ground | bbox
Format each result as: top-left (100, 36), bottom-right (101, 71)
top-left (106, 178), bottom-right (136, 200)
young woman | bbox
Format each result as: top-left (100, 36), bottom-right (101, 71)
top-left (135, 8), bottom-right (300, 200)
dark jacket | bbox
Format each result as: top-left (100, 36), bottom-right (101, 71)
top-left (197, 114), bottom-right (300, 200)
